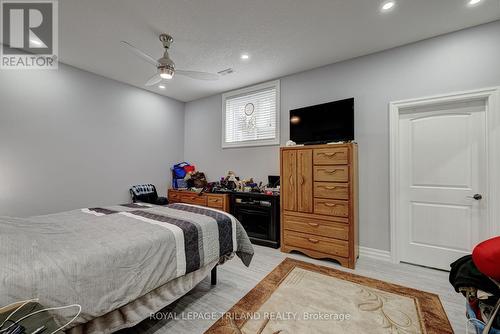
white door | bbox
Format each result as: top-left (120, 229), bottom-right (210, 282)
top-left (398, 99), bottom-right (487, 270)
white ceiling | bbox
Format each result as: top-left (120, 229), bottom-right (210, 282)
top-left (59, 0), bottom-right (500, 102)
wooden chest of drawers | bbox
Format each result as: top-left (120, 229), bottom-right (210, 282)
top-left (280, 143), bottom-right (358, 269)
top-left (168, 189), bottom-right (230, 213)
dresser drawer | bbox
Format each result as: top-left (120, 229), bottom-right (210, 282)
top-left (283, 215), bottom-right (349, 240)
top-left (313, 147), bottom-right (349, 165)
top-left (314, 182), bottom-right (349, 200)
top-left (180, 193), bottom-right (207, 206)
top-left (314, 199), bottom-right (349, 217)
top-left (284, 230), bottom-right (349, 257)
top-left (313, 166), bottom-right (349, 182)
top-left (207, 195), bottom-right (225, 209)
top-left (168, 191), bottom-right (182, 202)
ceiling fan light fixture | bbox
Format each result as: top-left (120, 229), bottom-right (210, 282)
top-left (159, 66), bottom-right (174, 79)
top-left (122, 33), bottom-right (220, 84)
top-left (160, 73), bottom-right (173, 79)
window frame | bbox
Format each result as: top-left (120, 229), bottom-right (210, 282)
top-left (221, 80), bottom-right (280, 148)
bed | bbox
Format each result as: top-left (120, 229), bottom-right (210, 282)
top-left (0, 203), bottom-right (254, 333)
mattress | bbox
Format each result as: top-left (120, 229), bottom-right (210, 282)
top-left (0, 203), bottom-right (254, 331)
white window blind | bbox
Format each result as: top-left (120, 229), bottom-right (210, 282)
top-left (222, 80), bottom-right (280, 148)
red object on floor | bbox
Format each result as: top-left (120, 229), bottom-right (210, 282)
top-left (473, 236), bottom-right (500, 280)
top-left (469, 299), bottom-right (484, 322)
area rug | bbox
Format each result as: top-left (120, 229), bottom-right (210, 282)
top-left (205, 258), bottom-right (453, 334)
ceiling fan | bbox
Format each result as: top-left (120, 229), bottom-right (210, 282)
top-left (121, 33), bottom-right (219, 86)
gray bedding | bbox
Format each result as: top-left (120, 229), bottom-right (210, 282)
top-left (0, 203), bottom-right (254, 329)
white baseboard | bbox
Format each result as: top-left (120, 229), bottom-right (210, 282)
top-left (359, 246), bottom-right (392, 262)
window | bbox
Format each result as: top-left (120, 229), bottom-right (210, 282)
top-left (222, 80), bottom-right (280, 148)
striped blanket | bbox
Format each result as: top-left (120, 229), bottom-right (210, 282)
top-left (0, 203), bottom-right (254, 328)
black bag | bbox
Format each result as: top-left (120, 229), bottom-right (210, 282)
top-left (187, 172), bottom-right (208, 189)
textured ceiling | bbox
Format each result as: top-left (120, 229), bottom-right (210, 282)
top-left (59, 0), bottom-right (500, 102)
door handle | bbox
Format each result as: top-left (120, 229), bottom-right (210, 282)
top-left (467, 194), bottom-right (483, 200)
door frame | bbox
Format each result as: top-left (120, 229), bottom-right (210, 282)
top-left (389, 87), bottom-right (500, 264)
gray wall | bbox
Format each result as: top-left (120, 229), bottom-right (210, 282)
top-left (184, 21), bottom-right (500, 251)
top-left (0, 64), bottom-right (185, 217)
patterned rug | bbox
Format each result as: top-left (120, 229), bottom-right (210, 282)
top-left (206, 258), bottom-right (452, 334)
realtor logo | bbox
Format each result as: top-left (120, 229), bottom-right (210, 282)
top-left (1, 0), bottom-right (58, 69)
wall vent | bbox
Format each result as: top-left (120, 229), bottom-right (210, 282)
top-left (217, 68), bottom-right (234, 76)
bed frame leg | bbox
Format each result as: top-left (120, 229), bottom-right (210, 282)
top-left (211, 265), bottom-right (217, 285)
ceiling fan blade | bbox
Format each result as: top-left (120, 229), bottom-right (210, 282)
top-left (145, 73), bottom-right (162, 86)
top-left (176, 70), bottom-right (219, 81)
top-left (120, 41), bottom-right (159, 67)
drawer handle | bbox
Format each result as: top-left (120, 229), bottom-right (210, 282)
top-left (308, 223), bottom-right (319, 227)
top-left (321, 169), bottom-right (340, 174)
top-left (308, 238), bottom-right (319, 243)
top-left (322, 186), bottom-right (337, 190)
top-left (323, 203), bottom-right (338, 207)
top-left (319, 152), bottom-right (339, 157)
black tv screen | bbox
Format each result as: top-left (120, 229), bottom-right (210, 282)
top-left (289, 98), bottom-right (354, 145)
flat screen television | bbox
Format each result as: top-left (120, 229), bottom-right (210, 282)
top-left (289, 98), bottom-right (354, 145)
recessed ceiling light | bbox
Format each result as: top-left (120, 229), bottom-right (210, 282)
top-left (468, 0), bottom-right (482, 6)
top-left (158, 85), bottom-right (166, 89)
top-left (240, 53), bottom-right (250, 60)
top-left (381, 1), bottom-right (396, 12)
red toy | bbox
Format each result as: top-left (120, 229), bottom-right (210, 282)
top-left (473, 236), bottom-right (500, 281)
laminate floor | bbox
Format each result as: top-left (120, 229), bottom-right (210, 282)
top-left (122, 245), bottom-right (466, 334)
